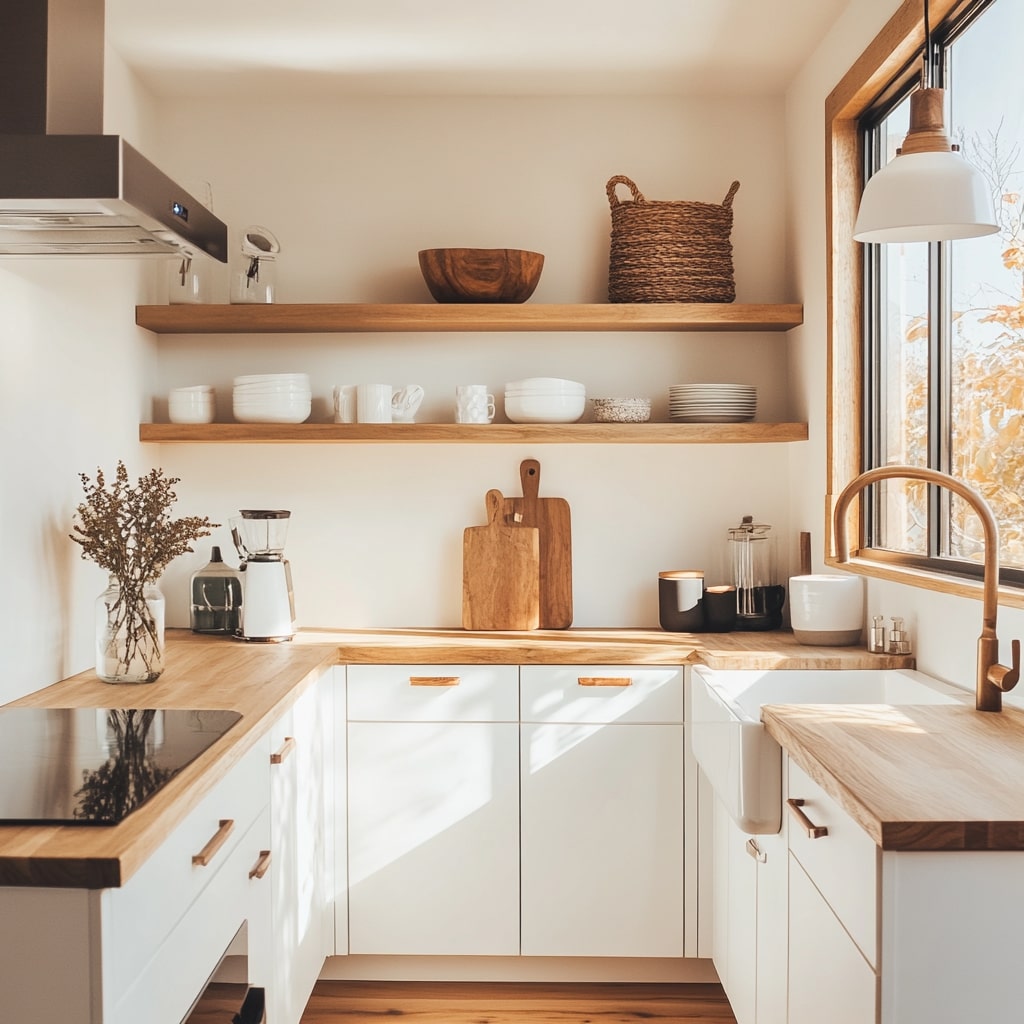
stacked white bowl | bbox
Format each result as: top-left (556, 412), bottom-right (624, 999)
top-left (232, 373), bottom-right (312, 424)
top-left (504, 377), bottom-right (586, 423)
top-left (168, 385), bottom-right (215, 424)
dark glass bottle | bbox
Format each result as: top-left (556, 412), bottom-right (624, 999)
top-left (190, 546), bottom-right (243, 635)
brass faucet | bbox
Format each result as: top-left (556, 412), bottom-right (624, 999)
top-left (833, 465), bottom-right (1020, 712)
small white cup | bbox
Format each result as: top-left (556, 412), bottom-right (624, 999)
top-left (333, 384), bottom-right (357, 423)
top-left (168, 385), bottom-right (215, 424)
top-left (357, 383), bottom-right (393, 423)
top-left (456, 384), bottom-right (495, 424)
top-left (391, 384), bottom-right (425, 424)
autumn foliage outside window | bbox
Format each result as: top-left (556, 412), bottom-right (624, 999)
top-left (863, 0), bottom-right (1024, 578)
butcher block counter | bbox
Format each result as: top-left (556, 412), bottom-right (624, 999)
top-left (762, 702), bottom-right (1024, 851)
top-left (0, 627), bottom-right (915, 888)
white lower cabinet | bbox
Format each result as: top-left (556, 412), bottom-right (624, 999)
top-left (785, 757), bottom-right (878, 1024)
top-left (267, 673), bottom-right (334, 1024)
top-left (710, 795), bottom-right (786, 1024)
top-left (345, 664), bottom-right (520, 955)
top-left (519, 665), bottom-right (685, 957)
top-left (0, 733), bottom-right (273, 1024)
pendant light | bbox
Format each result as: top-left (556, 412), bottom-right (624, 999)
top-left (852, 0), bottom-right (998, 244)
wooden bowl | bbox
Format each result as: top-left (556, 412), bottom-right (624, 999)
top-left (418, 248), bottom-right (544, 303)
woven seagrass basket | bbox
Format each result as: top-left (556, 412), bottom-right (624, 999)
top-left (606, 175), bottom-right (740, 303)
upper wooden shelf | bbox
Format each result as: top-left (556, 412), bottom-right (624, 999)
top-left (135, 302), bottom-right (804, 335)
top-left (140, 422), bottom-right (809, 445)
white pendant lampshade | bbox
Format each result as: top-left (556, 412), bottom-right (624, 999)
top-left (853, 87), bottom-right (998, 244)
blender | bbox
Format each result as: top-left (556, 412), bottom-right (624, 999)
top-left (231, 510), bottom-right (295, 641)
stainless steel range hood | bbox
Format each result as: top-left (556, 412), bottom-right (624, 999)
top-left (0, 0), bottom-right (228, 261)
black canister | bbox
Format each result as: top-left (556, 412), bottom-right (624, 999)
top-left (190, 546), bottom-right (243, 635)
top-left (658, 570), bottom-right (705, 631)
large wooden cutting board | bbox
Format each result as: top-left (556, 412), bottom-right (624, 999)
top-left (463, 488), bottom-right (540, 630)
top-left (504, 459), bottom-right (573, 628)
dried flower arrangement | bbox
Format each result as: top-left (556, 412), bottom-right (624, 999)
top-left (70, 461), bottom-right (218, 682)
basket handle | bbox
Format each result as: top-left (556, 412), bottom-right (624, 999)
top-left (722, 181), bottom-right (741, 208)
top-left (606, 175), bottom-right (646, 208)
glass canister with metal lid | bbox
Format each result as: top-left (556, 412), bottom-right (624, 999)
top-left (190, 546), bottom-right (243, 635)
top-left (726, 514), bottom-right (785, 630)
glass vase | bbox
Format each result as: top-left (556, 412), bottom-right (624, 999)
top-left (95, 576), bottom-right (166, 684)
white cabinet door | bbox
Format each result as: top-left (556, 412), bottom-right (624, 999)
top-left (789, 855), bottom-right (877, 1024)
top-left (520, 719), bottom-right (684, 957)
top-left (712, 797), bottom-right (757, 1024)
top-left (520, 665), bottom-right (684, 958)
top-left (347, 719), bottom-right (520, 954)
top-left (269, 677), bottom-right (332, 1024)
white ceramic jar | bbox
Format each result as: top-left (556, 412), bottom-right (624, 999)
top-left (789, 573), bottom-right (864, 646)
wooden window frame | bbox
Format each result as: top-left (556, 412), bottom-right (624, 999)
top-left (824, 0), bottom-right (1024, 609)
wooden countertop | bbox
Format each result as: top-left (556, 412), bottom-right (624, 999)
top-left (762, 702), bottom-right (1024, 852)
top-left (0, 627), bottom-right (912, 888)
top-left (293, 626), bottom-right (917, 670)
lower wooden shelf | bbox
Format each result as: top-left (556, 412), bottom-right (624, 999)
top-left (139, 422), bottom-right (809, 444)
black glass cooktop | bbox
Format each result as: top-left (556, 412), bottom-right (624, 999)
top-left (0, 707), bottom-right (242, 826)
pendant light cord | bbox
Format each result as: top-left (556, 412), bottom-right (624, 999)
top-left (923, 0), bottom-right (932, 88)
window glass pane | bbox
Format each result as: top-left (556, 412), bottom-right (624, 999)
top-left (948, 0), bottom-right (1024, 569)
top-left (876, 96), bottom-right (930, 556)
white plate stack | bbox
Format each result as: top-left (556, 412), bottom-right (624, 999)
top-left (669, 383), bottom-right (756, 423)
top-left (233, 373), bottom-right (312, 423)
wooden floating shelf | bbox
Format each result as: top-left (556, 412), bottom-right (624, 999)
top-left (135, 302), bottom-right (804, 335)
top-left (140, 422), bottom-right (809, 445)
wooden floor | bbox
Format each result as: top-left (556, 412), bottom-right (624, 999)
top-left (188, 981), bottom-right (736, 1024)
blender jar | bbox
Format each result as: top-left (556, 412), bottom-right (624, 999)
top-left (233, 509), bottom-right (291, 559)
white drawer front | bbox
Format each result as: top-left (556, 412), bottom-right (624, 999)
top-left (787, 757), bottom-right (878, 967)
top-left (346, 664), bottom-right (518, 722)
top-left (520, 665), bottom-right (683, 724)
top-left (102, 737), bottom-right (271, 999)
top-left (109, 807), bottom-right (271, 1024)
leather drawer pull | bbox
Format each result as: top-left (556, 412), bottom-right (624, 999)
top-left (787, 798), bottom-right (829, 839)
top-left (578, 676), bottom-right (633, 687)
top-left (192, 819), bottom-right (235, 866)
top-left (409, 676), bottom-right (461, 686)
top-left (271, 736), bottom-right (296, 764)
top-left (249, 849), bottom-right (273, 880)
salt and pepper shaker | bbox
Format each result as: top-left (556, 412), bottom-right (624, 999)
top-left (868, 615), bottom-right (886, 654)
top-left (887, 616), bottom-right (912, 655)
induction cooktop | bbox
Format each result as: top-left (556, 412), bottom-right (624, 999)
top-left (0, 707), bottom-right (242, 825)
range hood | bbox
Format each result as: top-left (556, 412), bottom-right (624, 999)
top-left (0, 0), bottom-right (228, 261)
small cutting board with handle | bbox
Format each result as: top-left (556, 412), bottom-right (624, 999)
top-left (504, 459), bottom-right (573, 628)
top-left (463, 488), bottom-right (540, 630)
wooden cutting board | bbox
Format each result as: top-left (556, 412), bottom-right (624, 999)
top-left (463, 488), bottom-right (540, 630)
top-left (504, 459), bottom-right (573, 628)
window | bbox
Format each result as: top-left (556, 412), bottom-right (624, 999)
top-left (860, 0), bottom-right (1024, 583)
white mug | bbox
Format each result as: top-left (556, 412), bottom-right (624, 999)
top-left (455, 384), bottom-right (495, 424)
top-left (357, 383), bottom-right (393, 423)
top-left (391, 384), bottom-right (425, 424)
top-left (333, 384), bottom-right (357, 423)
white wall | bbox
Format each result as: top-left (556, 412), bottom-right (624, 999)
top-left (785, 0), bottom-right (1024, 704)
top-left (144, 93), bottom-right (802, 635)
top-left (0, 48), bottom-right (170, 704)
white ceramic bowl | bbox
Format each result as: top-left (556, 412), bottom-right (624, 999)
top-left (233, 373), bottom-right (310, 386)
top-left (505, 377), bottom-right (585, 394)
top-left (232, 398), bottom-right (311, 424)
top-left (169, 386), bottom-right (216, 424)
top-left (789, 574), bottom-right (864, 646)
top-left (504, 391), bottom-right (586, 423)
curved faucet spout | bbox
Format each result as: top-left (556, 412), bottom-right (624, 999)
top-left (833, 464), bottom-right (1019, 712)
